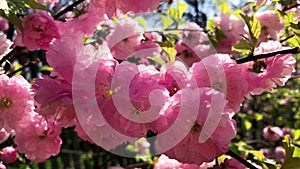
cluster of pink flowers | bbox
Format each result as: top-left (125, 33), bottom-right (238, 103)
top-left (0, 0), bottom-right (297, 167)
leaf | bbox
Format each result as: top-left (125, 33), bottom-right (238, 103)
top-left (243, 119), bottom-right (252, 131)
top-left (287, 36), bottom-right (300, 47)
top-left (156, 41), bottom-right (177, 62)
top-left (177, 1), bottom-right (188, 19)
top-left (232, 38), bottom-right (253, 54)
top-left (150, 57), bottom-right (165, 65)
top-left (135, 17), bottom-right (147, 28)
top-left (240, 14), bottom-right (261, 47)
top-left (219, 0), bottom-right (230, 14)
top-left (23, 0), bottom-right (53, 14)
top-left (282, 135), bottom-right (300, 169)
top-left (161, 15), bottom-right (174, 30)
top-left (0, 0), bottom-right (8, 10)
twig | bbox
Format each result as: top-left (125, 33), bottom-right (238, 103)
top-left (283, 3), bottom-right (300, 12)
top-left (125, 162), bottom-right (151, 169)
top-left (280, 35), bottom-right (295, 43)
top-left (0, 46), bottom-right (25, 65)
top-left (53, 0), bottom-right (85, 19)
top-left (7, 59), bottom-right (40, 77)
top-left (236, 47), bottom-right (299, 64)
top-left (226, 150), bottom-right (258, 169)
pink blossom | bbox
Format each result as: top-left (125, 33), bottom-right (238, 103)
top-left (221, 158), bottom-right (245, 169)
top-left (32, 76), bottom-right (76, 128)
top-left (106, 0), bottom-right (163, 18)
top-left (214, 13), bottom-right (248, 55)
top-left (0, 17), bottom-right (8, 31)
top-left (240, 41), bottom-right (296, 95)
top-left (14, 115), bottom-right (62, 163)
top-left (106, 18), bottom-right (144, 60)
top-left (46, 32), bottom-right (84, 83)
top-left (134, 32), bottom-right (162, 59)
top-left (102, 62), bottom-right (169, 138)
top-left (0, 129), bottom-right (9, 144)
top-left (0, 163), bottom-right (5, 169)
top-left (158, 61), bottom-right (191, 96)
top-left (65, 0), bottom-right (105, 35)
top-left (18, 11), bottom-right (60, 51)
top-left (190, 54), bottom-right (248, 112)
top-left (0, 147), bottom-right (18, 164)
top-left (154, 154), bottom-right (215, 169)
top-left (256, 11), bottom-right (284, 43)
top-left (263, 126), bottom-right (283, 141)
top-left (275, 146), bottom-right (285, 163)
top-left (0, 75), bottom-right (34, 132)
top-left (156, 88), bottom-right (236, 164)
top-left (0, 34), bottom-right (12, 61)
top-left (176, 22), bottom-right (213, 67)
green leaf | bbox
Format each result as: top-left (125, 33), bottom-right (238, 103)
top-left (161, 15), bottom-right (174, 30)
top-left (232, 38), bottom-right (253, 54)
top-left (135, 17), bottom-right (147, 28)
top-left (0, 0), bottom-right (8, 10)
top-left (255, 114), bottom-right (263, 121)
top-left (23, 0), bottom-right (53, 15)
top-left (40, 65), bottom-right (53, 72)
top-left (177, 1), bottom-right (188, 19)
top-left (150, 57), bottom-right (165, 65)
top-left (156, 41), bottom-right (177, 62)
top-left (219, 0), bottom-right (230, 14)
top-left (243, 119), bottom-right (252, 131)
top-left (287, 36), bottom-right (300, 47)
top-left (240, 14), bottom-right (261, 48)
top-left (282, 135), bottom-right (300, 169)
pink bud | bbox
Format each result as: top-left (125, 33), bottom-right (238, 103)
top-left (0, 147), bottom-right (18, 164)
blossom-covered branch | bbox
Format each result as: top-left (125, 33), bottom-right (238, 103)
top-left (236, 47), bottom-right (299, 64)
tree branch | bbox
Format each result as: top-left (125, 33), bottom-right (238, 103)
top-left (53, 0), bottom-right (85, 19)
top-left (236, 47), bottom-right (299, 64)
top-left (226, 150), bottom-right (258, 169)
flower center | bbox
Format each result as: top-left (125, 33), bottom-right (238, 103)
top-left (252, 60), bottom-right (267, 73)
top-left (191, 123), bottom-right (201, 133)
top-left (0, 98), bottom-right (13, 109)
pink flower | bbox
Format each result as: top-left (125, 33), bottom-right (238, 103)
top-left (240, 41), bottom-right (296, 95)
top-left (156, 88), bottom-right (236, 164)
top-left (0, 34), bottom-right (12, 61)
top-left (0, 147), bottom-right (18, 164)
top-left (190, 54), bottom-right (248, 112)
top-left (154, 154), bottom-right (215, 169)
top-left (221, 158), bottom-right (245, 169)
top-left (263, 126), bottom-right (283, 141)
top-left (0, 17), bottom-right (8, 31)
top-left (102, 62), bottom-right (169, 138)
top-left (158, 61), bottom-right (191, 96)
top-left (175, 22), bottom-right (213, 67)
top-left (256, 11), bottom-right (284, 43)
top-left (19, 10), bottom-right (60, 51)
top-left (0, 75), bottom-right (34, 132)
top-left (214, 13), bottom-right (248, 55)
top-left (32, 76), bottom-right (76, 128)
top-left (106, 18), bottom-right (143, 60)
top-left (46, 32), bottom-right (84, 83)
top-left (65, 0), bottom-right (105, 35)
top-left (106, 0), bottom-right (163, 18)
top-left (14, 115), bottom-right (62, 163)
top-left (0, 163), bottom-right (5, 169)
top-left (275, 146), bottom-right (285, 163)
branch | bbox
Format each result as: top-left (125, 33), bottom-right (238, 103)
top-left (7, 59), bottom-right (40, 77)
top-left (0, 46), bottom-right (25, 65)
top-left (53, 0), bottom-right (85, 19)
top-left (236, 47), bottom-right (299, 64)
top-left (283, 3), bottom-right (300, 12)
top-left (226, 150), bottom-right (258, 169)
